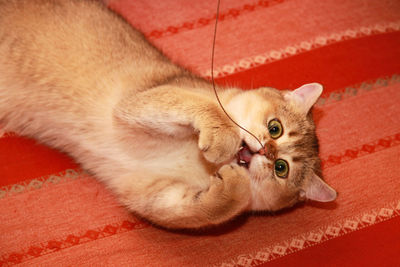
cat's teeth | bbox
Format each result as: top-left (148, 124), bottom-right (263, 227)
top-left (239, 160), bottom-right (246, 164)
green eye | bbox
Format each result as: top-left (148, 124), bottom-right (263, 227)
top-left (268, 119), bottom-right (283, 139)
top-left (274, 159), bottom-right (289, 178)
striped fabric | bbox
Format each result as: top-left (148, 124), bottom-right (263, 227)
top-left (1, 0), bottom-right (400, 266)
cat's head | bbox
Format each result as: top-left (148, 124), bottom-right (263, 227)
top-left (226, 83), bottom-right (337, 211)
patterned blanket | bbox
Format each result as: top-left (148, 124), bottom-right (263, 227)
top-left (1, 0), bottom-right (400, 266)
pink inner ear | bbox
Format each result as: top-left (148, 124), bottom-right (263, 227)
top-left (304, 174), bottom-right (337, 202)
top-left (288, 83), bottom-right (323, 113)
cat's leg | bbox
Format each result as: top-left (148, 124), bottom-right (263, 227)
top-left (115, 85), bottom-right (242, 164)
top-left (116, 163), bottom-right (251, 229)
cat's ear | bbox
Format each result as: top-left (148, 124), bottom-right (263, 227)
top-left (301, 173), bottom-right (337, 202)
top-left (285, 83), bottom-right (323, 114)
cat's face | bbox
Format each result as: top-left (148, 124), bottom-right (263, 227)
top-left (227, 84), bottom-right (337, 211)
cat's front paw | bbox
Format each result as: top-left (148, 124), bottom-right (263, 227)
top-left (198, 124), bottom-right (241, 164)
top-left (204, 164), bottom-right (251, 222)
top-left (214, 164), bottom-right (251, 200)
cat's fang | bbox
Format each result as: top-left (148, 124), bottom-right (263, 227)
top-left (238, 159), bottom-right (249, 168)
top-left (236, 141), bottom-right (254, 169)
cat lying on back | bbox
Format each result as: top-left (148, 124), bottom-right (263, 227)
top-left (0, 0), bottom-right (337, 229)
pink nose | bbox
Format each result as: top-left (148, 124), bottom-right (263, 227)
top-left (258, 142), bottom-right (277, 160)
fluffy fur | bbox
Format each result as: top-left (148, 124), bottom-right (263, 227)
top-left (0, 0), bottom-right (336, 229)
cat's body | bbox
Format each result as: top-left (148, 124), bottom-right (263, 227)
top-left (0, 0), bottom-right (336, 229)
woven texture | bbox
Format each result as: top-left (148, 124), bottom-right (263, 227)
top-left (1, 0), bottom-right (400, 266)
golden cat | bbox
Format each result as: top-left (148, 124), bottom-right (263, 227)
top-left (0, 0), bottom-right (336, 229)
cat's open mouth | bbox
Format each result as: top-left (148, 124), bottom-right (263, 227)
top-left (237, 141), bottom-right (255, 168)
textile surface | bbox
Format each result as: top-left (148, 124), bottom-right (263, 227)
top-left (1, 0), bottom-right (400, 266)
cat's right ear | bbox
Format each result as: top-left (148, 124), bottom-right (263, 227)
top-left (284, 83), bottom-right (323, 114)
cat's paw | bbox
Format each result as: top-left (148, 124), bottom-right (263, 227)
top-left (209, 164), bottom-right (250, 204)
top-left (204, 164), bottom-right (251, 222)
top-left (198, 124), bottom-right (241, 164)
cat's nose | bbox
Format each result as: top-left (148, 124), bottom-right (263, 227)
top-left (259, 142), bottom-right (277, 161)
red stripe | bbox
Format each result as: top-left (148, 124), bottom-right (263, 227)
top-left (260, 214), bottom-right (400, 267)
top-left (1, 219), bottom-right (148, 265)
top-left (320, 132), bottom-right (400, 169)
top-left (147, 0), bottom-right (286, 39)
top-left (108, 0), bottom-right (286, 39)
top-left (216, 32), bottom-right (400, 95)
top-left (0, 136), bottom-right (78, 187)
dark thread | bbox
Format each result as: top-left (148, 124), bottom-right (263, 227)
top-left (211, 0), bottom-right (265, 153)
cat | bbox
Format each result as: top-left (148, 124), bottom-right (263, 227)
top-left (0, 0), bottom-right (337, 229)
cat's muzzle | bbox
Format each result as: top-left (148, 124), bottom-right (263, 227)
top-left (237, 141), bottom-right (255, 168)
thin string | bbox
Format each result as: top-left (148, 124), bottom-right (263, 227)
top-left (211, 0), bottom-right (265, 153)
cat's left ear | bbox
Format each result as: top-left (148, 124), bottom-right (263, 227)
top-left (301, 173), bottom-right (337, 202)
top-left (284, 83), bottom-right (323, 114)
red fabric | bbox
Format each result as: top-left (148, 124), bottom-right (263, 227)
top-left (217, 32), bottom-right (400, 93)
top-left (1, 0), bottom-right (400, 266)
top-left (0, 136), bottom-right (77, 186)
top-left (260, 215), bottom-right (400, 267)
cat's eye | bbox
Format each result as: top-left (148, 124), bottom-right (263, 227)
top-left (274, 159), bottom-right (289, 178)
top-left (268, 119), bottom-right (283, 139)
